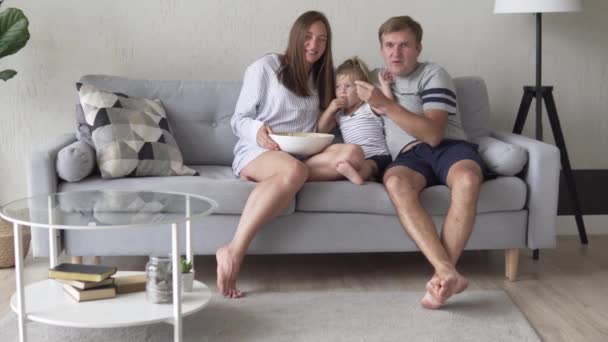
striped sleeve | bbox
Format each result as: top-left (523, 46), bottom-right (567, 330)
top-left (419, 66), bottom-right (457, 115)
top-left (230, 59), bottom-right (268, 145)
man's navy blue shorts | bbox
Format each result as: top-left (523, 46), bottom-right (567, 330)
top-left (385, 139), bottom-right (487, 187)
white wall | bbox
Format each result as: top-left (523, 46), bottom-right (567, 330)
top-left (1, 0), bottom-right (607, 206)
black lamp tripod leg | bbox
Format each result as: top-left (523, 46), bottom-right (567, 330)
top-left (542, 91), bottom-right (589, 244)
top-left (513, 90), bottom-right (535, 134)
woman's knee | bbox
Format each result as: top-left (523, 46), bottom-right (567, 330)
top-left (280, 159), bottom-right (309, 186)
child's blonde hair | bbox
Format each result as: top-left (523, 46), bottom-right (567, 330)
top-left (336, 57), bottom-right (370, 83)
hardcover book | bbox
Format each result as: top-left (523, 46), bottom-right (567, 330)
top-left (62, 284), bottom-right (117, 302)
top-left (114, 274), bottom-right (146, 294)
top-left (59, 277), bottom-right (115, 290)
top-left (48, 263), bottom-right (117, 282)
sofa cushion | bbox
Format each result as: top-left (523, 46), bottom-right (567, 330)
top-left (473, 136), bottom-right (528, 176)
top-left (454, 76), bottom-right (491, 139)
top-left (79, 75), bottom-right (241, 166)
top-left (56, 141), bottom-right (96, 182)
top-left (57, 166), bottom-right (295, 216)
top-left (77, 82), bottom-right (197, 179)
top-left (296, 177), bottom-right (526, 215)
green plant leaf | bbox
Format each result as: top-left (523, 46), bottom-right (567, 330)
top-left (0, 69), bottom-right (16, 81)
top-left (0, 8), bottom-right (30, 59)
top-left (180, 256), bottom-right (192, 273)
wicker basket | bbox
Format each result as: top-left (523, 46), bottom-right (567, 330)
top-left (0, 217), bottom-right (31, 268)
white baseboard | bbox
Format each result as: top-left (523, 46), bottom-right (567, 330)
top-left (557, 215), bottom-right (608, 235)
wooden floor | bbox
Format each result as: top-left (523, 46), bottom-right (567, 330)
top-left (2, 235), bottom-right (607, 341)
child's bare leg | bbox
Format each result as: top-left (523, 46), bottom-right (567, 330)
top-left (336, 161), bottom-right (364, 185)
top-left (336, 159), bottom-right (377, 184)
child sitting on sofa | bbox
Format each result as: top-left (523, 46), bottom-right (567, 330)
top-left (317, 57), bottom-right (392, 184)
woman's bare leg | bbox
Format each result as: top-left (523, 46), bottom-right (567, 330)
top-left (216, 151), bottom-right (308, 298)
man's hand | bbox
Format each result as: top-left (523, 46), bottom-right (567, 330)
top-left (355, 80), bottom-right (391, 114)
top-left (378, 69), bottom-right (394, 89)
top-left (256, 124), bottom-right (279, 150)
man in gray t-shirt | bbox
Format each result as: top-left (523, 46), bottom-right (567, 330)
top-left (356, 16), bottom-right (486, 310)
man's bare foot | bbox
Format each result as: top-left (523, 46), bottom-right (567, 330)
top-left (420, 279), bottom-right (443, 309)
top-left (336, 161), bottom-right (364, 185)
top-left (421, 272), bottom-right (469, 309)
top-left (435, 272), bottom-right (468, 302)
top-left (216, 245), bottom-right (243, 298)
top-left (421, 290), bottom-right (442, 310)
top-left (430, 273), bottom-right (468, 295)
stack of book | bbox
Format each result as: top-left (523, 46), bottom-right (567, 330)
top-left (49, 263), bottom-right (148, 302)
top-left (49, 263), bottom-right (117, 302)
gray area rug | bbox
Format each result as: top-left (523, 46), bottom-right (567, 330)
top-left (0, 290), bottom-right (539, 341)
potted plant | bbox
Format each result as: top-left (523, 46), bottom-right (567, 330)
top-left (0, 1), bottom-right (30, 82)
top-left (0, 2), bottom-right (31, 269)
top-left (180, 256), bottom-right (194, 292)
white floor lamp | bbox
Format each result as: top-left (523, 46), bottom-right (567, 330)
top-left (494, 0), bottom-right (587, 258)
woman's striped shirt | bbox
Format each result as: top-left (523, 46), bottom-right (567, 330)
top-left (230, 54), bottom-right (319, 176)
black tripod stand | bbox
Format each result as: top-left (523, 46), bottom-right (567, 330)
top-left (511, 13), bottom-right (588, 260)
top-left (512, 86), bottom-right (589, 259)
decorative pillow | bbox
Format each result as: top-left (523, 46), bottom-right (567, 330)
top-left (56, 141), bottom-right (96, 182)
top-left (473, 136), bottom-right (528, 176)
top-left (75, 104), bottom-right (94, 147)
top-left (76, 82), bottom-right (197, 179)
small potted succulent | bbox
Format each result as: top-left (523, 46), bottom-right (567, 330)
top-left (180, 256), bottom-right (194, 292)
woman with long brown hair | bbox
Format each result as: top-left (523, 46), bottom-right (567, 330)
top-left (220, 11), bottom-right (365, 298)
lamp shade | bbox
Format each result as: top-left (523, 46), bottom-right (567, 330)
top-left (494, 0), bottom-right (582, 13)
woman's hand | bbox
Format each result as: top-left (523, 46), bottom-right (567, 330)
top-left (256, 124), bottom-right (280, 150)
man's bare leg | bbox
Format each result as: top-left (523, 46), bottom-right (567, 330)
top-left (423, 160), bottom-right (483, 308)
top-left (217, 151), bottom-right (308, 298)
top-left (383, 166), bottom-right (466, 309)
top-left (443, 159), bottom-right (483, 266)
top-left (306, 144), bottom-right (365, 183)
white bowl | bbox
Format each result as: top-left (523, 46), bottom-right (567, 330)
top-left (269, 132), bottom-right (335, 157)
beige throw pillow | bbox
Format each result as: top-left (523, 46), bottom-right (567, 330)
top-left (76, 82), bottom-right (197, 179)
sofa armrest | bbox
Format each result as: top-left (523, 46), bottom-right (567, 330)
top-left (27, 133), bottom-right (77, 257)
top-left (492, 131), bottom-right (560, 249)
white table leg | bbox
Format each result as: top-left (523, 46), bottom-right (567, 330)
top-left (171, 222), bottom-right (182, 342)
top-left (185, 196), bottom-right (192, 266)
top-left (48, 195), bottom-right (57, 268)
top-left (13, 222), bottom-right (27, 342)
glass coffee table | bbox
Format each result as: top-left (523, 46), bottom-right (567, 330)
top-left (0, 190), bottom-right (217, 342)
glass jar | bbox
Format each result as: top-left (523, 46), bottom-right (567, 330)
top-left (145, 256), bottom-right (173, 303)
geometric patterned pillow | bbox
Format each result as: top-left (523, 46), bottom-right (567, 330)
top-left (76, 82), bottom-right (198, 179)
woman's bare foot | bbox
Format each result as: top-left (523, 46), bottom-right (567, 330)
top-left (216, 245), bottom-right (243, 298)
top-left (336, 161), bottom-right (364, 185)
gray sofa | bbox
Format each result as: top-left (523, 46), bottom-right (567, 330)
top-left (28, 75), bottom-right (561, 280)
